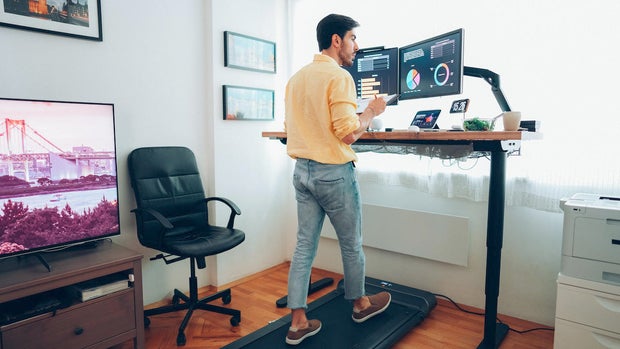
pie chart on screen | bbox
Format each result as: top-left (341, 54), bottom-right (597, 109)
top-left (406, 69), bottom-right (420, 89)
top-left (434, 63), bottom-right (450, 86)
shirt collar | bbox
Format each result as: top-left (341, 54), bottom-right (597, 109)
top-left (313, 54), bottom-right (339, 66)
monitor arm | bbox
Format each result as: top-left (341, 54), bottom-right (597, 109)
top-left (464, 66), bottom-right (511, 112)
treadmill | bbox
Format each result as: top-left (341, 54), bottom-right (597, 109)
top-left (222, 276), bottom-right (436, 349)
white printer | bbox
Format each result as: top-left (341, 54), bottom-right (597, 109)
top-left (560, 193), bottom-right (620, 285)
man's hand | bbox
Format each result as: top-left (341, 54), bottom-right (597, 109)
top-left (343, 95), bottom-right (388, 144)
top-left (365, 95), bottom-right (387, 117)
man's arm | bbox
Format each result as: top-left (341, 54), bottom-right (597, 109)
top-left (342, 97), bottom-right (386, 145)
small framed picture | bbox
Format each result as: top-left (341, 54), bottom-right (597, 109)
top-left (224, 31), bottom-right (276, 73)
top-left (0, 0), bottom-right (103, 41)
top-left (223, 85), bottom-right (274, 121)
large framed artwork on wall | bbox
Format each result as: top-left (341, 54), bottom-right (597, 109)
top-left (223, 85), bottom-right (274, 121)
top-left (224, 31), bottom-right (276, 73)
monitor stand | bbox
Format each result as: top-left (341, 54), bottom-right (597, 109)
top-left (25, 240), bottom-right (102, 273)
top-left (34, 253), bottom-right (51, 272)
top-left (464, 66), bottom-right (511, 112)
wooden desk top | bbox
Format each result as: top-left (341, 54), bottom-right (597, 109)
top-left (262, 130), bottom-right (540, 142)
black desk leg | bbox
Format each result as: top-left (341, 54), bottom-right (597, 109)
top-left (478, 151), bottom-right (509, 349)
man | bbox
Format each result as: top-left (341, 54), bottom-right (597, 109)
top-left (283, 13), bottom-right (391, 345)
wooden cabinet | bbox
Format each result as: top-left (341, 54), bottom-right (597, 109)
top-left (0, 241), bottom-right (144, 349)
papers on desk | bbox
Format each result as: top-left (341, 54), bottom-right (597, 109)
top-left (356, 94), bottom-right (398, 114)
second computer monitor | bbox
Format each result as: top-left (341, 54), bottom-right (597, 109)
top-left (343, 47), bottom-right (399, 101)
top-left (399, 29), bottom-right (464, 101)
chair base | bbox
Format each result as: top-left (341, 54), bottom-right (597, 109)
top-left (144, 284), bottom-right (241, 346)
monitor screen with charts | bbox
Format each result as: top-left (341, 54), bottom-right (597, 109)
top-left (399, 29), bottom-right (464, 101)
top-left (342, 47), bottom-right (399, 103)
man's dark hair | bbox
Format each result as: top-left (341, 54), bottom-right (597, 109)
top-left (316, 14), bottom-right (360, 51)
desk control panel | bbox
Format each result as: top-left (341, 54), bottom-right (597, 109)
top-left (501, 140), bottom-right (521, 152)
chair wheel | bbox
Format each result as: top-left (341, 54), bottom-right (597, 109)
top-left (177, 332), bottom-right (186, 346)
top-left (230, 315), bottom-right (240, 327)
top-left (222, 293), bottom-right (232, 304)
top-left (144, 316), bottom-right (150, 328)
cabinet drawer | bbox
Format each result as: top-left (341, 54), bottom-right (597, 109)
top-left (2, 290), bottom-right (135, 349)
top-left (556, 282), bottom-right (620, 333)
top-left (554, 318), bottom-right (620, 349)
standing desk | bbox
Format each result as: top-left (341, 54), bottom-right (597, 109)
top-left (263, 129), bottom-right (539, 349)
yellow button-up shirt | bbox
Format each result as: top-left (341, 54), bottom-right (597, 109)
top-left (284, 54), bottom-right (360, 164)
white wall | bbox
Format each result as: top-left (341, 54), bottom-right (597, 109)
top-left (208, 0), bottom-right (295, 285)
top-left (0, 0), bottom-right (293, 306)
top-left (2, 0), bottom-right (611, 327)
top-left (0, 1), bottom-right (205, 304)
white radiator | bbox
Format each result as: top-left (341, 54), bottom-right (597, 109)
top-left (321, 204), bottom-right (470, 266)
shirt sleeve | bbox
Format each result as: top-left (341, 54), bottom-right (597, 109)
top-left (329, 72), bottom-right (360, 140)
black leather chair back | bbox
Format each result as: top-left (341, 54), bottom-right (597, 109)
top-left (128, 146), bottom-right (208, 249)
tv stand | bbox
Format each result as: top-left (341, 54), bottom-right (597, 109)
top-left (0, 241), bottom-right (144, 349)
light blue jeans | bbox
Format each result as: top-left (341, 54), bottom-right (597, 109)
top-left (287, 158), bottom-right (365, 310)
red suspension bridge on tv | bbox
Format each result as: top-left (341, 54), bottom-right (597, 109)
top-left (0, 118), bottom-right (116, 184)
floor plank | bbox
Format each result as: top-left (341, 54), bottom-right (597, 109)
top-left (114, 263), bottom-right (554, 348)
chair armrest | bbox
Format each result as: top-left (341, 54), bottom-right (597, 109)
top-left (131, 207), bottom-right (174, 229)
top-left (204, 197), bottom-right (242, 229)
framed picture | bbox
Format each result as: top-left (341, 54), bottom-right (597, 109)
top-left (0, 0), bottom-right (102, 41)
top-left (224, 31), bottom-right (276, 73)
top-left (223, 85), bottom-right (274, 121)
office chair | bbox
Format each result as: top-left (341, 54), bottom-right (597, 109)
top-left (128, 146), bottom-right (245, 346)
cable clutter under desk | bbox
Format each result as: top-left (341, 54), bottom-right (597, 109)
top-left (353, 142), bottom-right (475, 159)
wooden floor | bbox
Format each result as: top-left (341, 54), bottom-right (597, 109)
top-left (115, 263), bottom-right (554, 348)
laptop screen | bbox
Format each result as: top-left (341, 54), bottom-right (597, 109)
top-left (410, 109), bottom-right (441, 129)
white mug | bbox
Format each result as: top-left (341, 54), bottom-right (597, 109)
top-left (502, 111), bottom-right (521, 131)
top-left (370, 118), bottom-right (383, 131)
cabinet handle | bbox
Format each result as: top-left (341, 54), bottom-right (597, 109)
top-left (74, 327), bottom-right (84, 335)
top-left (607, 218), bottom-right (620, 226)
top-left (592, 332), bottom-right (620, 348)
top-left (594, 295), bottom-right (620, 313)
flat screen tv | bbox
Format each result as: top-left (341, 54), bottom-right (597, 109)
top-left (342, 46), bottom-right (399, 102)
top-left (0, 97), bottom-right (119, 262)
top-left (399, 28), bottom-right (464, 100)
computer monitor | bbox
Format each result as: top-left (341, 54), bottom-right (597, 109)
top-left (399, 29), bottom-right (464, 101)
top-left (342, 47), bottom-right (399, 102)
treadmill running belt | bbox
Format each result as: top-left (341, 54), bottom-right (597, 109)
top-left (223, 277), bottom-right (436, 349)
